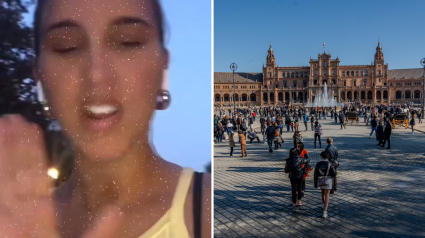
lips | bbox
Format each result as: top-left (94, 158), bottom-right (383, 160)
top-left (80, 98), bottom-right (123, 132)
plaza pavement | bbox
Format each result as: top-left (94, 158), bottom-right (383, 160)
top-left (214, 113), bottom-right (425, 238)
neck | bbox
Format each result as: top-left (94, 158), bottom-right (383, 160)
top-left (68, 139), bottom-right (176, 212)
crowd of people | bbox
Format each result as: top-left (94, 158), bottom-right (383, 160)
top-left (214, 102), bottom-right (423, 218)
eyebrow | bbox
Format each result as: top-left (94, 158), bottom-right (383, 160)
top-left (44, 16), bottom-right (151, 35)
top-left (111, 16), bottom-right (152, 27)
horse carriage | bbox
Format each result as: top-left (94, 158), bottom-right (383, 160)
top-left (345, 112), bottom-right (359, 125)
top-left (391, 113), bottom-right (409, 129)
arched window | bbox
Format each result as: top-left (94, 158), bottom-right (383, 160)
top-left (287, 72), bottom-right (290, 77)
top-left (365, 71), bottom-right (368, 76)
top-left (314, 80), bottom-right (317, 85)
top-left (295, 72), bottom-right (299, 77)
top-left (304, 72), bottom-right (308, 77)
top-left (291, 72), bottom-right (294, 78)
top-left (356, 71), bottom-right (359, 76)
top-left (323, 70), bottom-right (326, 76)
top-left (351, 71), bottom-right (354, 76)
top-left (353, 79), bottom-right (357, 86)
top-left (361, 71), bottom-right (363, 76)
top-left (379, 70), bottom-right (381, 75)
top-left (379, 78), bottom-right (381, 82)
top-left (314, 71), bottom-right (317, 76)
top-left (282, 72), bottom-right (285, 78)
top-left (342, 71), bottom-right (345, 76)
top-left (344, 80), bottom-right (346, 86)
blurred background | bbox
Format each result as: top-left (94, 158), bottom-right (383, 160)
top-left (0, 0), bottom-right (212, 183)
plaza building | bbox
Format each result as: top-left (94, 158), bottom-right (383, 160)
top-left (214, 41), bottom-right (424, 107)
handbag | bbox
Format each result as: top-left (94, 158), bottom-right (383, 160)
top-left (319, 129), bottom-right (323, 136)
top-left (317, 162), bottom-right (331, 187)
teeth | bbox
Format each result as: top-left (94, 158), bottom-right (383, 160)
top-left (87, 105), bottom-right (117, 114)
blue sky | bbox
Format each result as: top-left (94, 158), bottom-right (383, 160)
top-left (24, 0), bottom-right (212, 172)
top-left (214, 0), bottom-right (425, 72)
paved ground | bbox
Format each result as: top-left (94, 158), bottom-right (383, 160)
top-left (214, 113), bottom-right (425, 238)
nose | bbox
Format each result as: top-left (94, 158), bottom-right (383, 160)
top-left (85, 46), bottom-right (116, 89)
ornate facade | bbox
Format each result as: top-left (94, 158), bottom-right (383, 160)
top-left (214, 42), bottom-right (424, 107)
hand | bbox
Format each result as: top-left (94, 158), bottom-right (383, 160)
top-left (0, 115), bottom-right (122, 238)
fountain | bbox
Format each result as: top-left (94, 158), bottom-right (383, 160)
top-left (305, 82), bottom-right (344, 107)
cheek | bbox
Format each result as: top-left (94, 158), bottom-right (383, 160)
top-left (38, 57), bottom-right (80, 123)
top-left (115, 54), bottom-right (162, 111)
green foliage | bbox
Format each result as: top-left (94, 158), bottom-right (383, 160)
top-left (0, 0), bottom-right (47, 128)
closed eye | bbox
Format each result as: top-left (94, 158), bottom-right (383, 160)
top-left (53, 47), bottom-right (77, 54)
top-left (121, 42), bottom-right (142, 47)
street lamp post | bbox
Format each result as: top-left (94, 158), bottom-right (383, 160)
top-left (230, 63), bottom-right (238, 115)
top-left (421, 58), bottom-right (425, 118)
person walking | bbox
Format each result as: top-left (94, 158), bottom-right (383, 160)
top-left (229, 133), bottom-right (235, 157)
top-left (285, 116), bottom-right (291, 132)
top-left (314, 151), bottom-right (337, 218)
top-left (376, 121), bottom-right (385, 146)
top-left (294, 116), bottom-right (299, 132)
top-left (340, 112), bottom-right (346, 129)
top-left (238, 130), bottom-right (247, 157)
top-left (293, 131), bottom-right (303, 149)
top-left (410, 115), bottom-right (415, 134)
top-left (311, 114), bottom-right (315, 131)
top-left (364, 111), bottom-right (369, 126)
top-left (304, 113), bottom-right (308, 131)
top-left (314, 121), bottom-right (322, 148)
top-left (369, 117), bottom-right (377, 139)
top-left (418, 111), bottom-right (422, 124)
top-left (285, 148), bottom-right (310, 207)
top-left (265, 122), bottom-right (276, 154)
top-left (217, 122), bottom-right (223, 143)
top-left (324, 138), bottom-right (339, 194)
top-left (381, 122), bottom-right (391, 149)
top-left (334, 111), bottom-right (338, 124)
top-left (297, 142), bottom-right (311, 198)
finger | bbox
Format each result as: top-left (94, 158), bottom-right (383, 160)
top-left (82, 205), bottom-right (122, 238)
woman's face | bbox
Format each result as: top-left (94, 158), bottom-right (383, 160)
top-left (35, 0), bottom-right (168, 161)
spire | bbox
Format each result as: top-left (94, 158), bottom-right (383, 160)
top-left (375, 40), bottom-right (384, 61)
top-left (266, 42), bottom-right (275, 65)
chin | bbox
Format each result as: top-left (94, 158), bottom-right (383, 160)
top-left (73, 136), bottom-right (134, 162)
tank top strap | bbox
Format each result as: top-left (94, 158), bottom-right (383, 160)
top-left (170, 168), bottom-right (194, 217)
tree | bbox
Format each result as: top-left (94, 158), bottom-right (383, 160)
top-left (0, 0), bottom-right (47, 129)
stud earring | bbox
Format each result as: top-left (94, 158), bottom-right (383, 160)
top-left (156, 69), bottom-right (171, 110)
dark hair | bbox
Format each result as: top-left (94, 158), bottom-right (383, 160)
top-left (320, 151), bottom-right (328, 159)
top-left (297, 142), bottom-right (305, 151)
top-left (33, 0), bottom-right (166, 57)
top-left (327, 138), bottom-right (333, 144)
top-left (289, 148), bottom-right (298, 157)
top-left (315, 121), bottom-right (319, 126)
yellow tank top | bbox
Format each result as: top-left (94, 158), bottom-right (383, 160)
top-left (137, 168), bottom-right (193, 238)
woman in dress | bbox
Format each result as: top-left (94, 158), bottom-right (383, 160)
top-left (0, 0), bottom-right (211, 237)
top-left (314, 151), bottom-right (337, 218)
top-left (314, 121), bottom-right (322, 148)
